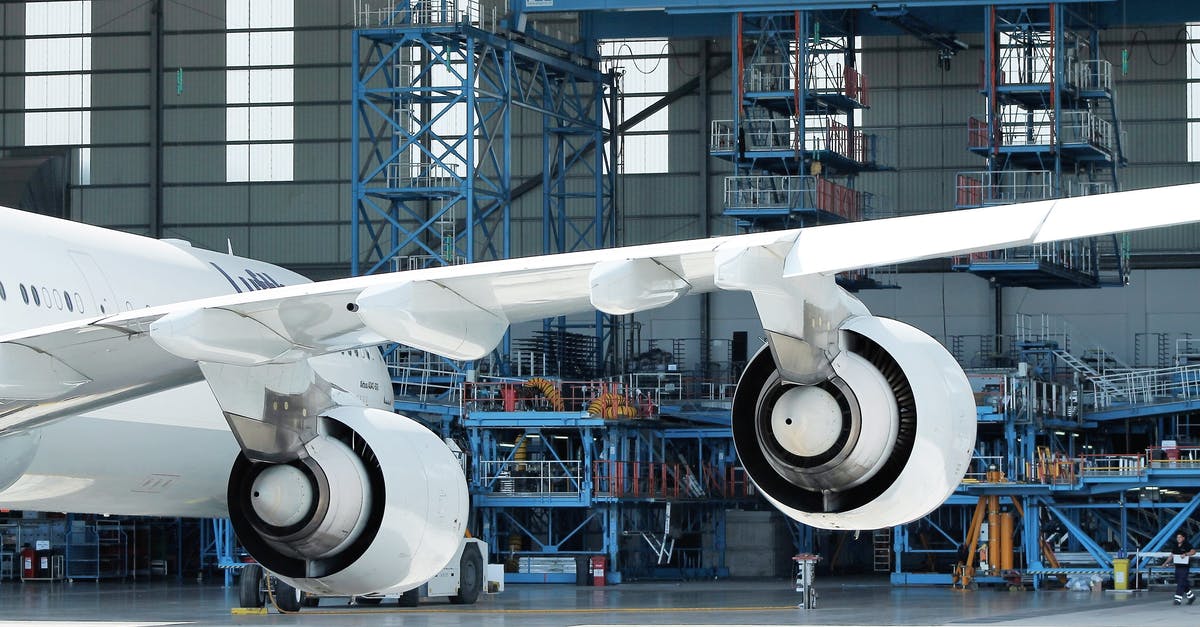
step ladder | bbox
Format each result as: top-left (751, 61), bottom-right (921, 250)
top-left (873, 528), bottom-right (892, 573)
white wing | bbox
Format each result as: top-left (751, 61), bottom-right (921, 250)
top-left (3, 182), bottom-right (1199, 427)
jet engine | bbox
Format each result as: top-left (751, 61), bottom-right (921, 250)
top-left (732, 315), bottom-right (976, 530)
top-left (227, 406), bottom-right (468, 596)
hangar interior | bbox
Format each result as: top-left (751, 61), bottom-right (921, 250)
top-left (6, 0), bottom-right (1200, 597)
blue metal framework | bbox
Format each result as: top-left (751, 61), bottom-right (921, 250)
top-left (461, 379), bottom-right (756, 583)
top-left (198, 518), bottom-right (237, 587)
top-left (351, 1), bottom-right (616, 383)
top-left (711, 10), bottom-right (880, 232)
top-left (953, 4), bottom-right (1127, 289)
top-left (891, 328), bottom-right (1200, 588)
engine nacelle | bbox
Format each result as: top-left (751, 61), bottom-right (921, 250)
top-left (732, 316), bottom-right (976, 530)
top-left (228, 406), bottom-right (468, 596)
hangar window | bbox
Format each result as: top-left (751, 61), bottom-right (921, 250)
top-left (24, 1), bottom-right (92, 185)
top-left (601, 40), bottom-right (670, 174)
top-left (226, 0), bottom-right (294, 182)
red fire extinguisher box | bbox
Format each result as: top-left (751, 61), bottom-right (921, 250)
top-left (20, 546), bottom-right (35, 579)
top-left (589, 555), bottom-right (607, 587)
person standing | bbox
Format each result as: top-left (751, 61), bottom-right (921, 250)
top-left (1164, 532), bottom-right (1196, 605)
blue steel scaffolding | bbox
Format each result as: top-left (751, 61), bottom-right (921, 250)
top-left (891, 315), bottom-right (1200, 589)
top-left (711, 10), bottom-right (880, 232)
top-left (462, 378), bottom-right (758, 583)
top-left (953, 4), bottom-right (1128, 289)
top-left (350, 0), bottom-right (617, 392)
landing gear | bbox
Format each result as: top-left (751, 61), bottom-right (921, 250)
top-left (238, 564), bottom-right (265, 608)
top-left (272, 577), bottom-right (303, 613)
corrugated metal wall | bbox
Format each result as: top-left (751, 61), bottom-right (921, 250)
top-left (3, 6), bottom-right (1200, 275)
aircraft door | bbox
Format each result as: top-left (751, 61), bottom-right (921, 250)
top-left (69, 251), bottom-right (118, 316)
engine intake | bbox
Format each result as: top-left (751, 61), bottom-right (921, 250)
top-left (733, 316), bottom-right (976, 530)
top-left (228, 406), bottom-right (467, 595)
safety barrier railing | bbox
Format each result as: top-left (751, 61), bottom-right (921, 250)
top-left (594, 462), bottom-right (756, 499)
top-left (825, 119), bottom-right (872, 164)
top-left (967, 117), bottom-right (996, 149)
top-left (962, 456), bottom-right (1007, 482)
top-left (1069, 58), bottom-right (1113, 93)
top-left (1078, 454), bottom-right (1145, 477)
top-left (722, 175), bottom-right (860, 221)
top-left (1146, 445), bottom-right (1200, 469)
top-left (723, 175), bottom-right (817, 211)
top-left (745, 62), bottom-right (790, 92)
top-left (1067, 180), bottom-right (1112, 197)
top-left (711, 119), bottom-right (874, 165)
top-left (954, 170), bottom-right (1053, 208)
top-left (1058, 110), bottom-right (1114, 152)
top-left (463, 379), bottom-right (646, 417)
top-left (386, 162), bottom-right (461, 188)
top-left (958, 240), bottom-right (1096, 275)
top-left (743, 62), bottom-right (868, 106)
top-left (479, 459), bottom-right (582, 496)
top-left (355, 0), bottom-right (483, 28)
top-left (1087, 363), bottom-right (1200, 409)
top-left (816, 177), bottom-right (861, 221)
top-left (743, 117), bottom-right (797, 151)
top-left (386, 351), bottom-right (464, 401)
top-left (1031, 458), bottom-right (1079, 485)
top-left (710, 120), bottom-right (735, 151)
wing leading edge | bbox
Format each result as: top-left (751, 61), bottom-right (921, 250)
top-left (3, 182), bottom-right (1199, 422)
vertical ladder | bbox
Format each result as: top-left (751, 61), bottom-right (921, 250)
top-left (873, 528), bottom-right (892, 572)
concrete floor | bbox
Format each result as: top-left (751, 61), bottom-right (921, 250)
top-left (0, 577), bottom-right (1194, 626)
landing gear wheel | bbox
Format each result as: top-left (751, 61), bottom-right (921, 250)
top-left (301, 594), bottom-right (320, 607)
top-left (272, 577), bottom-right (302, 612)
top-left (238, 564), bottom-right (265, 608)
top-left (397, 588), bottom-right (420, 607)
top-left (449, 544), bottom-right (483, 605)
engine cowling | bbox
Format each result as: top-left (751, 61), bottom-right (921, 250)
top-left (227, 406), bottom-right (468, 596)
top-left (732, 315), bottom-right (976, 530)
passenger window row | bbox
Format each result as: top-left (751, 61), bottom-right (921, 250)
top-left (4, 281), bottom-right (85, 314)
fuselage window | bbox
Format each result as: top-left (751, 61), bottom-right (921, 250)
top-left (20, 284), bottom-right (28, 304)
top-left (31, 285), bottom-right (40, 306)
top-left (64, 291), bottom-right (73, 312)
top-left (0, 281), bottom-right (5, 301)
top-left (74, 292), bottom-right (83, 314)
top-left (41, 287), bottom-right (51, 309)
top-left (52, 289), bottom-right (62, 310)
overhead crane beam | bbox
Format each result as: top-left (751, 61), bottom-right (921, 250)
top-left (515, 0), bottom-right (1097, 14)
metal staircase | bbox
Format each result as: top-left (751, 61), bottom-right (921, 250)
top-left (873, 528), bottom-right (893, 573)
top-left (1052, 349), bottom-right (1124, 400)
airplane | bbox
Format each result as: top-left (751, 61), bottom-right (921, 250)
top-left (1, 183), bottom-right (1199, 601)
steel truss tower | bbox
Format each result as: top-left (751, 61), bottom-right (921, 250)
top-left (351, 1), bottom-right (617, 382)
top-left (955, 3), bottom-right (1128, 289)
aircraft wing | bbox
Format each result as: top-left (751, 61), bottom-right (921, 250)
top-left (3, 182), bottom-right (1200, 427)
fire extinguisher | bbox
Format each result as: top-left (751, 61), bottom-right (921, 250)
top-left (20, 545), bottom-right (35, 579)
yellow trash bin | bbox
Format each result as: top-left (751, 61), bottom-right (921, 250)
top-left (1113, 558), bottom-right (1130, 590)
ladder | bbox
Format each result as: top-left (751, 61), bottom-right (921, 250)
top-left (873, 528), bottom-right (892, 573)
